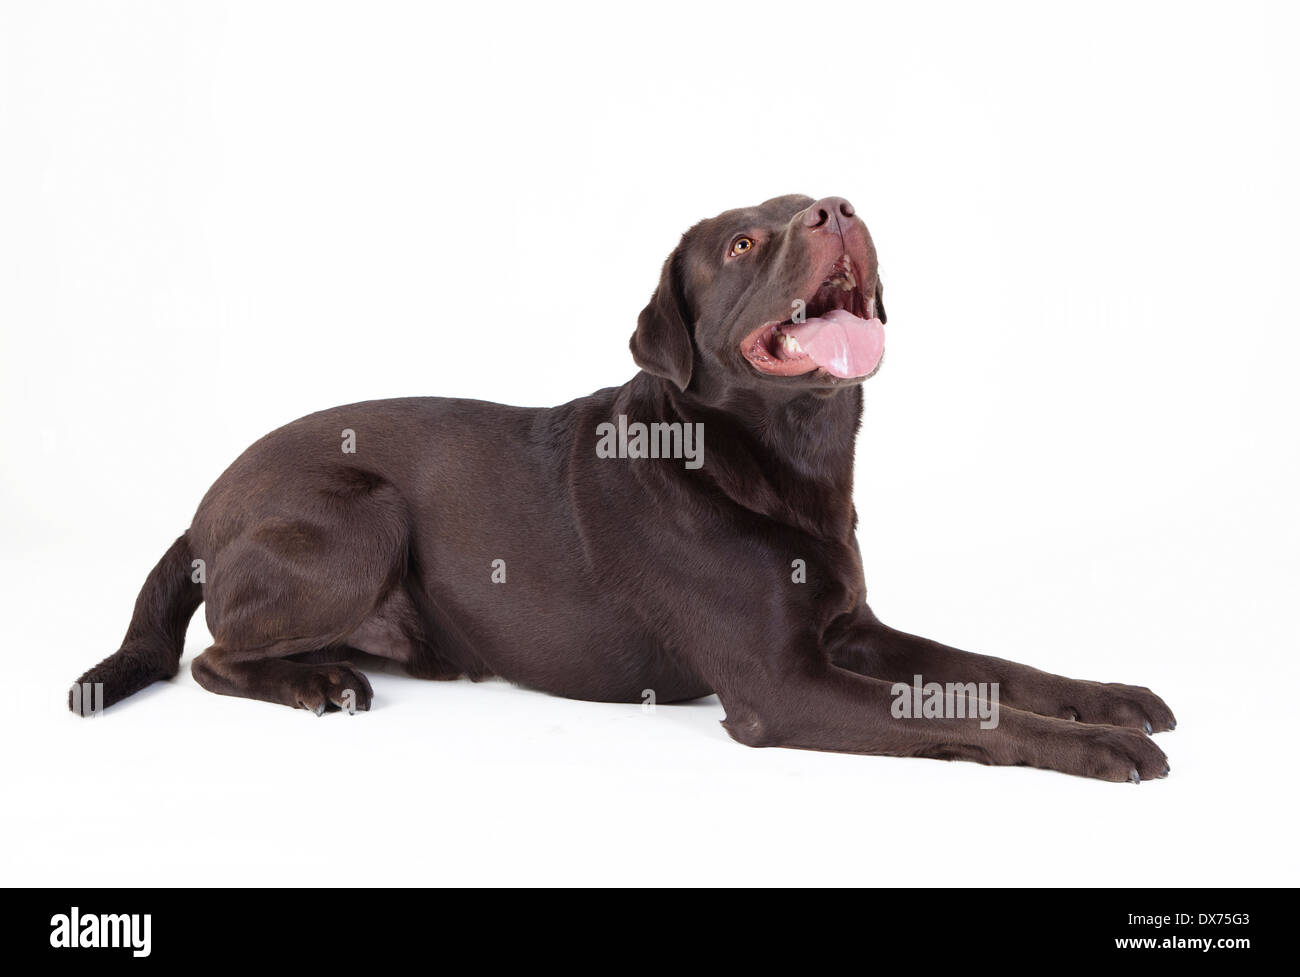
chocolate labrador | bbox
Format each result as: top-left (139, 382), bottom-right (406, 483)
top-left (72, 194), bottom-right (1175, 782)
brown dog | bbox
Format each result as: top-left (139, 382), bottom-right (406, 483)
top-left (72, 194), bottom-right (1175, 782)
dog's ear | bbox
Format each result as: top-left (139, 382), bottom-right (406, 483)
top-left (873, 278), bottom-right (887, 325)
top-left (630, 250), bottom-right (694, 391)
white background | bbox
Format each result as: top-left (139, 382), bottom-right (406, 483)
top-left (2, 0), bottom-right (1297, 886)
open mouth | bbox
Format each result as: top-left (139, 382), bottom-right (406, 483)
top-left (740, 255), bottom-right (885, 380)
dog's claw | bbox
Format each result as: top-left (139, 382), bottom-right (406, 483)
top-left (1128, 768), bottom-right (1141, 785)
top-left (1160, 764), bottom-right (1170, 778)
top-left (1143, 720), bottom-right (1153, 735)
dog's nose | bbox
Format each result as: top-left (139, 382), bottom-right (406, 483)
top-left (802, 196), bottom-right (855, 232)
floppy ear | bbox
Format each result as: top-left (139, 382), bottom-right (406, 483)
top-left (873, 278), bottom-right (887, 325)
top-left (629, 250), bottom-right (695, 391)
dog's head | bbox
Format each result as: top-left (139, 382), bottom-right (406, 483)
top-left (630, 194), bottom-right (886, 395)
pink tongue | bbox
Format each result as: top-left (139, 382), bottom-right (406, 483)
top-left (781, 309), bottom-right (885, 379)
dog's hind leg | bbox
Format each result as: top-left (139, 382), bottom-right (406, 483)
top-left (192, 644), bottom-right (375, 714)
top-left (189, 468), bottom-right (410, 714)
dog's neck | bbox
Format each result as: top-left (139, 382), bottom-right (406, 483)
top-left (623, 372), bottom-right (862, 540)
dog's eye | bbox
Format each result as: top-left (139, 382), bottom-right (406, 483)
top-left (729, 236), bottom-right (755, 257)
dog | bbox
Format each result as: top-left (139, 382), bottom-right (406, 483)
top-left (72, 194), bottom-right (1175, 782)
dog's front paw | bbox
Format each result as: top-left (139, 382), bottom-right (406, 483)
top-left (1044, 680), bottom-right (1176, 734)
top-left (1044, 722), bottom-right (1171, 783)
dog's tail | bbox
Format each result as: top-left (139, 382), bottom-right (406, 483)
top-left (69, 533), bottom-right (204, 715)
